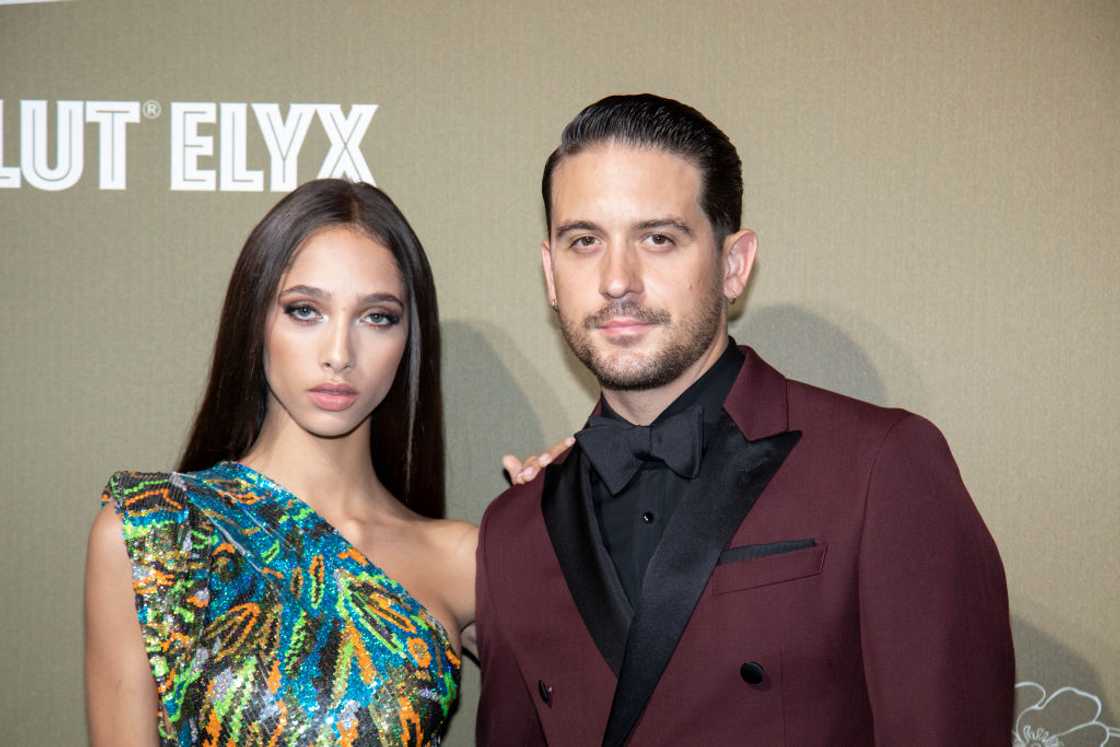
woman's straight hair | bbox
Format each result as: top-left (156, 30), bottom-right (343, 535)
top-left (178, 179), bottom-right (445, 518)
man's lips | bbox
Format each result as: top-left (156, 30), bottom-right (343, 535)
top-left (597, 318), bottom-right (655, 333)
top-left (308, 384), bottom-right (358, 411)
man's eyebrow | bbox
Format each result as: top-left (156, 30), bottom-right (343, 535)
top-left (554, 220), bottom-right (602, 238)
top-left (635, 218), bottom-right (693, 236)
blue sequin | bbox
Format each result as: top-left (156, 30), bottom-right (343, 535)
top-left (102, 462), bottom-right (460, 746)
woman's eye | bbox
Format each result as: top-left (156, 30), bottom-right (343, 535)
top-left (364, 311), bottom-right (401, 327)
top-left (284, 304), bottom-right (321, 322)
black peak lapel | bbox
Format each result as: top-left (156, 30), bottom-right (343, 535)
top-left (601, 418), bottom-right (802, 747)
top-left (541, 448), bottom-right (632, 675)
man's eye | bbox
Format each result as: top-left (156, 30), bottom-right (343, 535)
top-left (648, 233), bottom-right (675, 246)
top-left (284, 304), bottom-right (321, 322)
top-left (571, 236), bottom-right (598, 250)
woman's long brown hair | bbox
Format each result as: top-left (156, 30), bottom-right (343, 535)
top-left (177, 179), bottom-right (445, 518)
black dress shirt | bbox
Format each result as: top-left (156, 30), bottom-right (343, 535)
top-left (587, 339), bottom-right (745, 603)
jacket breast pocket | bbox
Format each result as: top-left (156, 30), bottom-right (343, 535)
top-left (711, 541), bottom-right (828, 594)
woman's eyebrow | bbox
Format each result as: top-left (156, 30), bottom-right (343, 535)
top-left (279, 286), bottom-right (403, 306)
top-left (360, 292), bottom-right (403, 307)
top-left (279, 284), bottom-right (328, 299)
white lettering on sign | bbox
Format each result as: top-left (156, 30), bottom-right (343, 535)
top-left (316, 104), bottom-right (378, 183)
top-left (219, 103), bottom-right (264, 192)
top-left (252, 103), bottom-right (317, 192)
top-left (0, 101), bottom-right (20, 188)
top-left (170, 102), bottom-right (216, 191)
top-left (21, 100), bottom-right (84, 191)
top-left (86, 102), bottom-right (141, 190)
top-left (0, 99), bottom-right (378, 191)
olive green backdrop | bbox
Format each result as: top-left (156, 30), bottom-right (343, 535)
top-left (2, 1), bottom-right (1118, 743)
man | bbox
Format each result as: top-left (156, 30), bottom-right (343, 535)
top-left (476, 94), bottom-right (1014, 746)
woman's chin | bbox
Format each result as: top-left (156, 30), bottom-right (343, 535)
top-left (297, 411), bottom-right (372, 440)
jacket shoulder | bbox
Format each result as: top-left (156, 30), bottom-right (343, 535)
top-left (480, 477), bottom-right (544, 543)
top-left (481, 443), bottom-right (578, 528)
top-left (786, 378), bottom-right (914, 441)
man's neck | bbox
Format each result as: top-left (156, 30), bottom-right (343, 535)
top-left (602, 334), bottom-right (730, 426)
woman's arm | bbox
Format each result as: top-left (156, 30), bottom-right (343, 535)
top-left (460, 623), bottom-right (477, 657)
top-left (433, 520), bottom-right (479, 658)
top-left (84, 505), bottom-right (160, 747)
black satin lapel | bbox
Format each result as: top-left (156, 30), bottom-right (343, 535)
top-left (541, 449), bottom-right (632, 675)
top-left (601, 420), bottom-right (802, 747)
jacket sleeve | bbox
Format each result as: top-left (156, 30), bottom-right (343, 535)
top-left (475, 507), bottom-right (547, 746)
top-left (858, 414), bottom-right (1015, 745)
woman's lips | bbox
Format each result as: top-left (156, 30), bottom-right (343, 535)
top-left (308, 385), bottom-right (358, 411)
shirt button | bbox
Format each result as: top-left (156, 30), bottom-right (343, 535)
top-left (641, 511), bottom-right (655, 524)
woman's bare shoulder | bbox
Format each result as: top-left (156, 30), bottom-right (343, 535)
top-left (421, 518), bottom-right (478, 560)
top-left (87, 501), bottom-right (126, 560)
top-left (415, 518), bottom-right (478, 632)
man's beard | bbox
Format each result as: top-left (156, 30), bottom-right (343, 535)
top-left (558, 285), bottom-right (724, 392)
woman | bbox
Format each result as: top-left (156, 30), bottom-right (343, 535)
top-left (85, 179), bottom-right (477, 746)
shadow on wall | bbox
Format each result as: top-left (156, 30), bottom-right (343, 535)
top-left (730, 302), bottom-right (890, 405)
top-left (441, 319), bottom-right (572, 522)
top-left (544, 309), bottom-right (601, 404)
top-left (1012, 614), bottom-right (1118, 742)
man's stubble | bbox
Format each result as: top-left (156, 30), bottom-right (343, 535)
top-left (557, 266), bottom-right (725, 392)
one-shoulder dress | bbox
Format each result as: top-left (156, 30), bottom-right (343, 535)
top-left (101, 462), bottom-right (460, 746)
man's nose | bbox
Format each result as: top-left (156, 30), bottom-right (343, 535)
top-left (600, 244), bottom-right (643, 300)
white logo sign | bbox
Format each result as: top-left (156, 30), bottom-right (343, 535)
top-left (0, 100), bottom-right (378, 191)
top-left (1013, 680), bottom-right (1120, 746)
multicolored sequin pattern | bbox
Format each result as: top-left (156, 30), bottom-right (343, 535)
top-left (101, 463), bottom-right (460, 746)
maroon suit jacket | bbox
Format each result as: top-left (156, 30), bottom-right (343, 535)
top-left (476, 347), bottom-right (1014, 746)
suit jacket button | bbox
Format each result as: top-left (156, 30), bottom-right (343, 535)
top-left (740, 661), bottom-right (766, 686)
top-left (538, 679), bottom-right (553, 705)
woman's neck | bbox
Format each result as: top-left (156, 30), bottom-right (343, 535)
top-left (239, 413), bottom-right (399, 522)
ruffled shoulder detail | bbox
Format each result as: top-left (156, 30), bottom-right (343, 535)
top-left (101, 470), bottom-right (217, 740)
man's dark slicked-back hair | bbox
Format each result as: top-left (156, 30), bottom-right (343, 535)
top-left (542, 93), bottom-right (743, 246)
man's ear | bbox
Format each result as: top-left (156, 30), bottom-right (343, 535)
top-left (540, 239), bottom-right (558, 308)
top-left (721, 228), bottom-right (757, 302)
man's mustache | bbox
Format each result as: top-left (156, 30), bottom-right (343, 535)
top-left (582, 301), bottom-right (672, 330)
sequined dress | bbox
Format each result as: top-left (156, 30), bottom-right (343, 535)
top-left (101, 462), bottom-right (460, 746)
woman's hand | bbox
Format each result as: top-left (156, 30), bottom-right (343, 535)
top-left (501, 436), bottom-right (576, 485)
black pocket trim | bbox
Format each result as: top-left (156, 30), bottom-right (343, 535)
top-left (717, 538), bottom-right (816, 565)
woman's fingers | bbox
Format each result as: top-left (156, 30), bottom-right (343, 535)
top-left (513, 456), bottom-right (542, 485)
top-left (542, 436), bottom-right (576, 463)
top-left (502, 454), bottom-right (540, 485)
top-left (501, 454), bottom-right (523, 478)
top-left (503, 436), bottom-right (577, 486)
